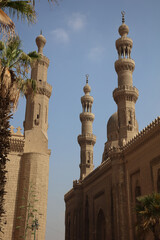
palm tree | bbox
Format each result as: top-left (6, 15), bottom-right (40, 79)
top-left (0, 35), bottom-right (40, 234)
top-left (0, 0), bottom-right (58, 35)
top-left (136, 193), bottom-right (160, 240)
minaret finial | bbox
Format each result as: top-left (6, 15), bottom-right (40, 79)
top-left (121, 11), bottom-right (125, 24)
top-left (40, 30), bottom-right (42, 35)
top-left (85, 74), bottom-right (89, 84)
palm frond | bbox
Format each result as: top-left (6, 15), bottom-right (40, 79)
top-left (17, 78), bottom-right (36, 96)
top-left (136, 193), bottom-right (160, 237)
top-left (1, 1), bottom-right (36, 25)
top-left (0, 36), bottom-right (39, 109)
top-left (27, 51), bottom-right (40, 61)
top-left (0, 9), bottom-right (15, 36)
top-left (32, 0), bottom-right (58, 7)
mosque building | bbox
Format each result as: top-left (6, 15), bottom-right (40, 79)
top-left (64, 14), bottom-right (160, 240)
top-left (1, 12), bottom-right (160, 240)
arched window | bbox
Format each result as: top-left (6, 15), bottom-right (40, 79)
top-left (96, 209), bottom-right (106, 240)
top-left (85, 197), bottom-right (89, 240)
top-left (135, 180), bottom-right (141, 203)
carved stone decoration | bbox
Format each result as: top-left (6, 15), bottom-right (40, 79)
top-left (9, 137), bottom-right (25, 153)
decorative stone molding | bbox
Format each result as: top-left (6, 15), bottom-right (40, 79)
top-left (78, 133), bottom-right (96, 146)
top-left (116, 37), bottom-right (133, 50)
top-left (36, 81), bottom-right (52, 98)
top-left (9, 137), bottom-right (24, 153)
top-left (81, 95), bottom-right (93, 104)
top-left (9, 126), bottom-right (24, 153)
top-left (123, 116), bottom-right (160, 153)
top-left (80, 112), bottom-right (95, 122)
top-left (107, 146), bottom-right (122, 160)
top-left (113, 86), bottom-right (139, 103)
top-left (114, 85), bottom-right (138, 92)
top-left (115, 59), bottom-right (135, 73)
top-left (10, 126), bottom-right (23, 136)
top-left (32, 56), bottom-right (49, 68)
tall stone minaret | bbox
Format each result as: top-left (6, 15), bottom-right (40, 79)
top-left (113, 12), bottom-right (139, 145)
top-left (78, 75), bottom-right (96, 180)
top-left (13, 33), bottom-right (52, 240)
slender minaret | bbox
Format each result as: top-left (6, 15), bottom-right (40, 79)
top-left (24, 32), bottom-right (51, 137)
top-left (78, 75), bottom-right (96, 180)
top-left (13, 33), bottom-right (52, 240)
top-left (113, 12), bottom-right (139, 145)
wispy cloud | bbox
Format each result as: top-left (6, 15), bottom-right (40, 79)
top-left (51, 28), bottom-right (69, 43)
top-left (88, 46), bottom-right (105, 61)
top-left (68, 13), bottom-right (86, 31)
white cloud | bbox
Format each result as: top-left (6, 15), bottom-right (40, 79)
top-left (88, 47), bottom-right (105, 61)
top-left (68, 13), bottom-right (86, 31)
top-left (51, 28), bottom-right (69, 43)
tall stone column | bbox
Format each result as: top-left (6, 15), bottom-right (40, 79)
top-left (78, 75), bottom-right (96, 180)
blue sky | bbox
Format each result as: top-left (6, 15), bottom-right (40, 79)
top-left (9, 0), bottom-right (160, 239)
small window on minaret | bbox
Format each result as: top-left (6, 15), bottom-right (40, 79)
top-left (37, 104), bottom-right (41, 119)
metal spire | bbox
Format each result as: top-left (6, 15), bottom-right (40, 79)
top-left (121, 11), bottom-right (125, 24)
top-left (85, 74), bottom-right (89, 84)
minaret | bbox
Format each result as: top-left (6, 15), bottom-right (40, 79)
top-left (78, 75), bottom-right (96, 180)
top-left (113, 12), bottom-right (139, 145)
top-left (13, 33), bottom-right (52, 240)
top-left (24, 32), bottom-right (52, 138)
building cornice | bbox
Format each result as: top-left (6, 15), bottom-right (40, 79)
top-left (115, 58), bottom-right (135, 73)
top-left (123, 116), bottom-right (160, 155)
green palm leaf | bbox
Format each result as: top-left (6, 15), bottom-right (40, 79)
top-left (136, 193), bottom-right (160, 239)
top-left (0, 35), bottom-right (40, 109)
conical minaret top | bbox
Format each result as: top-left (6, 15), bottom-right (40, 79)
top-left (78, 75), bottom-right (96, 180)
top-left (113, 13), bottom-right (139, 145)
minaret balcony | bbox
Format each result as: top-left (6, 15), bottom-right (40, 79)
top-left (116, 37), bottom-right (133, 50)
top-left (113, 86), bottom-right (139, 103)
top-left (36, 81), bottom-right (52, 98)
top-left (80, 112), bottom-right (95, 122)
top-left (81, 95), bottom-right (93, 104)
top-left (115, 58), bottom-right (135, 73)
top-left (78, 133), bottom-right (96, 146)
